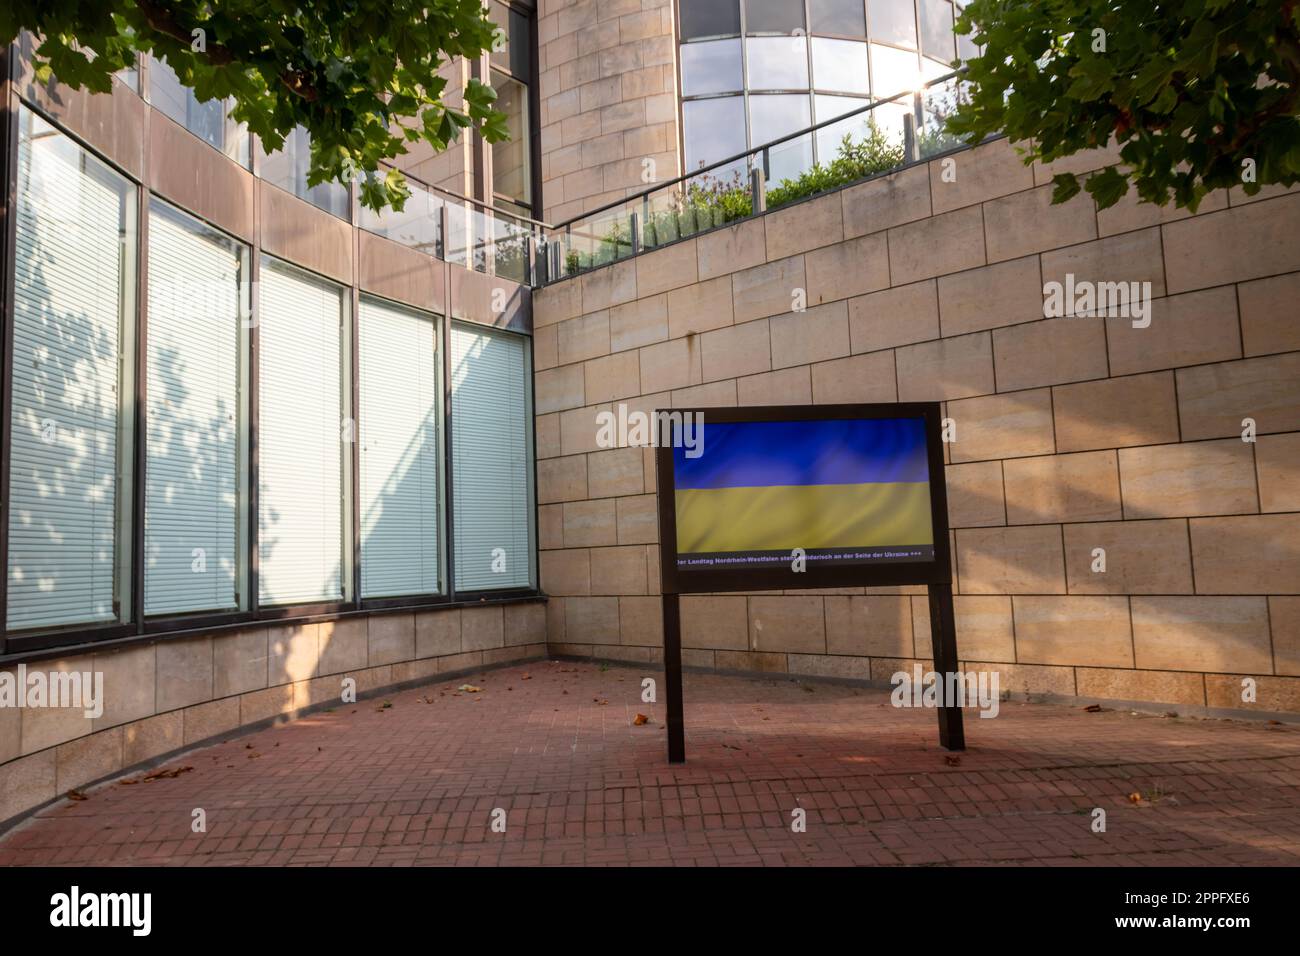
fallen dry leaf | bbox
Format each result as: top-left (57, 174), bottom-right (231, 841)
top-left (67, 790), bottom-right (88, 801)
top-left (1083, 704), bottom-right (1103, 713)
top-left (1128, 792), bottom-right (1142, 803)
top-left (633, 713), bottom-right (649, 726)
top-left (520, 674), bottom-right (532, 680)
top-left (458, 684), bottom-right (482, 693)
top-left (143, 766), bottom-right (194, 781)
top-left (944, 755), bottom-right (961, 766)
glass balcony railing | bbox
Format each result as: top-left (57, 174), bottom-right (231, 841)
top-left (358, 178), bottom-right (445, 259)
top-left (537, 67), bottom-right (975, 284)
top-left (360, 169), bottom-right (543, 284)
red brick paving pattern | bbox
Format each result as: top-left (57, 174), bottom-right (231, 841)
top-left (2, 661), bottom-right (1299, 866)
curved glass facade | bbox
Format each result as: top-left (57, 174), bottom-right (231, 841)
top-left (677, 0), bottom-right (977, 178)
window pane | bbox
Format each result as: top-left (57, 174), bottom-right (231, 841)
top-left (957, 30), bottom-right (980, 63)
top-left (451, 325), bottom-right (533, 591)
top-left (490, 2), bottom-right (531, 78)
top-left (258, 259), bottom-right (347, 606)
top-left (682, 97), bottom-right (747, 171)
top-left (920, 0), bottom-right (955, 62)
top-left (750, 93), bottom-right (812, 145)
top-left (814, 94), bottom-right (873, 161)
top-left (746, 36), bottom-right (809, 90)
top-left (8, 108), bottom-right (136, 630)
top-left (921, 53), bottom-right (951, 83)
top-left (955, 1), bottom-right (979, 61)
top-left (681, 38), bottom-right (743, 96)
top-left (358, 298), bottom-right (440, 598)
top-left (871, 42), bottom-right (921, 98)
top-left (149, 56), bottom-right (248, 167)
top-left (259, 126), bottom-right (351, 220)
top-left (869, 0), bottom-right (917, 48)
top-left (491, 69), bottom-right (532, 206)
top-left (811, 0), bottom-right (867, 36)
top-left (495, 197), bottom-right (532, 219)
top-left (744, 0), bottom-right (804, 34)
top-left (148, 57), bottom-right (197, 135)
top-left (680, 0), bottom-right (740, 40)
top-left (750, 94), bottom-right (813, 183)
top-left (869, 99), bottom-right (910, 150)
top-left (812, 37), bottom-right (870, 94)
top-left (144, 202), bottom-right (246, 616)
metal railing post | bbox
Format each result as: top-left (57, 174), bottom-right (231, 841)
top-left (903, 112), bottom-right (919, 164)
top-left (750, 165), bottom-right (766, 215)
top-left (630, 211), bottom-right (641, 256)
top-left (439, 202), bottom-right (450, 263)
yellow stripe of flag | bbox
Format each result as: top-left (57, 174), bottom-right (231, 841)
top-left (675, 482), bottom-right (933, 553)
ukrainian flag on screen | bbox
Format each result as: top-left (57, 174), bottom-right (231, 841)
top-left (673, 419), bottom-right (933, 553)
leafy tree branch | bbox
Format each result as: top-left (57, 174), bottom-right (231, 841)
top-left (948, 0), bottom-right (1300, 211)
top-left (0, 0), bottom-right (511, 211)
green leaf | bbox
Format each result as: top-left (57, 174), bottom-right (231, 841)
top-left (1084, 166), bottom-right (1129, 210)
top-left (1050, 172), bottom-right (1083, 204)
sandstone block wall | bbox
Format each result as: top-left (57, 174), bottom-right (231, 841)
top-left (537, 0), bottom-right (680, 223)
top-left (532, 136), bottom-right (1300, 715)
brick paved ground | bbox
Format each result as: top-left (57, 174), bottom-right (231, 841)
top-left (2, 661), bottom-right (1299, 866)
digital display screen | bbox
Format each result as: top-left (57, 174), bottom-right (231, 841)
top-left (671, 417), bottom-right (936, 572)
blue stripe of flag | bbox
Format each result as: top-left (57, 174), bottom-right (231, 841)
top-left (671, 418), bottom-right (930, 489)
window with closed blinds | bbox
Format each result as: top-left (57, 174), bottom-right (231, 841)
top-left (450, 324), bottom-right (534, 591)
top-left (144, 202), bottom-right (247, 616)
top-left (257, 259), bottom-right (348, 606)
top-left (358, 297), bottom-right (441, 597)
top-left (7, 108), bottom-right (136, 631)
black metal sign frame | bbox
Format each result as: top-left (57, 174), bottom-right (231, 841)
top-left (653, 402), bottom-right (963, 762)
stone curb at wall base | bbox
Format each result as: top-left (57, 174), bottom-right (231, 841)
top-left (0, 649), bottom-right (546, 836)
top-left (547, 653), bottom-right (1300, 727)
